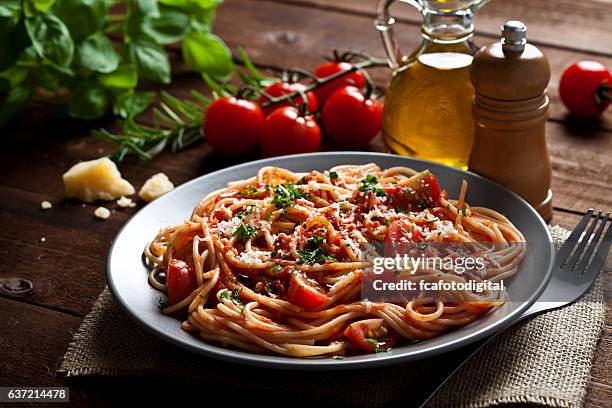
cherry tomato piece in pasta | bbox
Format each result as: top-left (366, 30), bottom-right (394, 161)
top-left (166, 259), bottom-right (197, 305)
top-left (287, 272), bottom-right (329, 311)
top-left (344, 319), bottom-right (399, 352)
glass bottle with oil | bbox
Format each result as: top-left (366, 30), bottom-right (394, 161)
top-left (376, 0), bottom-right (489, 169)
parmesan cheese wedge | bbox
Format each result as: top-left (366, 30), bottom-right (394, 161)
top-left (139, 173), bottom-right (174, 202)
top-left (63, 158), bottom-right (135, 203)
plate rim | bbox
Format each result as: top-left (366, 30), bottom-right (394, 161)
top-left (107, 151), bottom-right (554, 370)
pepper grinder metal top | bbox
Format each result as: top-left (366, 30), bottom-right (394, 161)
top-left (502, 20), bottom-right (527, 53)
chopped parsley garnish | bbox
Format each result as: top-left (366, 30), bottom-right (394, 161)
top-left (365, 338), bottom-right (390, 353)
top-left (270, 265), bottom-right (283, 273)
top-left (233, 221), bottom-right (257, 243)
top-left (297, 235), bottom-right (336, 265)
top-left (272, 183), bottom-right (309, 209)
top-left (385, 218), bottom-right (391, 227)
top-left (264, 213), bottom-right (272, 221)
top-left (359, 175), bottom-right (387, 197)
top-left (459, 208), bottom-right (468, 217)
top-left (329, 171), bottom-right (338, 180)
top-left (332, 355), bottom-right (344, 360)
top-left (220, 288), bottom-right (244, 311)
top-left (239, 185), bottom-right (259, 195)
top-left (235, 207), bottom-right (253, 219)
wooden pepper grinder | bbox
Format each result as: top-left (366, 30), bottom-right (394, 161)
top-left (469, 21), bottom-right (553, 221)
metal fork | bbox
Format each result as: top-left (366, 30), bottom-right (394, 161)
top-left (416, 209), bottom-right (612, 407)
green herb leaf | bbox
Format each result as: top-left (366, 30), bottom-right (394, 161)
top-left (235, 206), bottom-right (253, 219)
top-left (233, 221), bottom-right (257, 244)
top-left (0, 0), bottom-right (21, 19)
top-left (98, 64), bottom-right (138, 89)
top-left (68, 81), bottom-right (108, 120)
top-left (182, 29), bottom-right (233, 78)
top-left (113, 91), bottom-right (155, 119)
top-left (28, 0), bottom-right (56, 13)
top-left (141, 4), bottom-right (189, 44)
top-left (129, 39), bottom-right (171, 84)
top-left (272, 183), bottom-right (308, 209)
top-left (25, 11), bottom-right (74, 70)
top-left (270, 265), bottom-right (282, 273)
top-left (77, 33), bottom-right (119, 73)
top-left (329, 171), bottom-right (338, 180)
top-left (359, 175), bottom-right (387, 197)
top-left (54, 0), bottom-right (108, 41)
top-left (297, 235), bottom-right (336, 265)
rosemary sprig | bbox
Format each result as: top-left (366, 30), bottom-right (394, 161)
top-left (93, 90), bottom-right (209, 161)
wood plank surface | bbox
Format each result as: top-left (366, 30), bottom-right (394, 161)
top-left (0, 0), bottom-right (610, 406)
top-left (281, 0), bottom-right (612, 55)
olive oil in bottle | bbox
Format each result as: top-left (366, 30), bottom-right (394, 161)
top-left (382, 46), bottom-right (475, 169)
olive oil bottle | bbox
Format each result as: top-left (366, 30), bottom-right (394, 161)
top-left (376, 0), bottom-right (489, 169)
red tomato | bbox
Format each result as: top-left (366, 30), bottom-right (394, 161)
top-left (321, 86), bottom-right (382, 148)
top-left (287, 272), bottom-right (329, 311)
top-left (559, 61), bottom-right (611, 118)
top-left (258, 82), bottom-right (318, 116)
top-left (385, 171), bottom-right (441, 212)
top-left (314, 62), bottom-right (366, 104)
top-left (203, 96), bottom-right (264, 155)
top-left (384, 220), bottom-right (424, 243)
top-left (260, 106), bottom-right (322, 157)
top-left (166, 259), bottom-right (197, 306)
top-left (344, 319), bottom-right (399, 352)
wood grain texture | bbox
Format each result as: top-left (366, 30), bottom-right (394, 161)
top-left (281, 0), bottom-right (612, 55)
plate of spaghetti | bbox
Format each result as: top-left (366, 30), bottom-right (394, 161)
top-left (108, 152), bottom-right (553, 369)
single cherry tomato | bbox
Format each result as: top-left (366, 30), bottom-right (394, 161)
top-left (321, 86), bottom-right (382, 148)
top-left (203, 96), bottom-right (264, 155)
top-left (385, 170), bottom-right (441, 212)
top-left (166, 259), bottom-right (197, 306)
top-left (559, 61), bottom-right (611, 118)
top-left (287, 272), bottom-right (329, 311)
top-left (344, 318), bottom-right (400, 353)
top-left (258, 82), bottom-right (318, 116)
top-left (260, 106), bottom-right (321, 157)
top-left (314, 61), bottom-right (366, 104)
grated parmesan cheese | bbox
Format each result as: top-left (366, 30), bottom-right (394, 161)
top-left (40, 201), bottom-right (52, 210)
top-left (94, 206), bottom-right (111, 220)
top-left (116, 196), bottom-right (136, 208)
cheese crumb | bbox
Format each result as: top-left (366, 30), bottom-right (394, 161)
top-left (94, 206), bottom-right (111, 220)
top-left (40, 237), bottom-right (46, 242)
top-left (40, 201), bottom-right (52, 210)
top-left (63, 157), bottom-right (135, 203)
top-left (116, 196), bottom-right (136, 208)
top-left (139, 173), bottom-right (174, 202)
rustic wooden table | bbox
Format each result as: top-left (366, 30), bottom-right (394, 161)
top-left (1, 0), bottom-right (610, 406)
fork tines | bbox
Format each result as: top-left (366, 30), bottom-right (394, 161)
top-left (557, 209), bottom-right (612, 276)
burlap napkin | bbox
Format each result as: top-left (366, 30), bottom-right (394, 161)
top-left (57, 226), bottom-right (607, 407)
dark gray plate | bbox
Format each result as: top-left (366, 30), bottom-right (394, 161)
top-left (107, 152), bottom-right (553, 370)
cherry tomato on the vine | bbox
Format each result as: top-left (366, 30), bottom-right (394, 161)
top-left (559, 61), bottom-right (611, 118)
top-left (203, 96), bottom-right (264, 155)
top-left (258, 82), bottom-right (318, 116)
top-left (321, 86), bottom-right (383, 148)
top-left (314, 61), bottom-right (366, 104)
top-left (260, 106), bottom-right (321, 157)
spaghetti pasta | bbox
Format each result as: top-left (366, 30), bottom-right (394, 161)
top-left (144, 164), bottom-right (525, 357)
